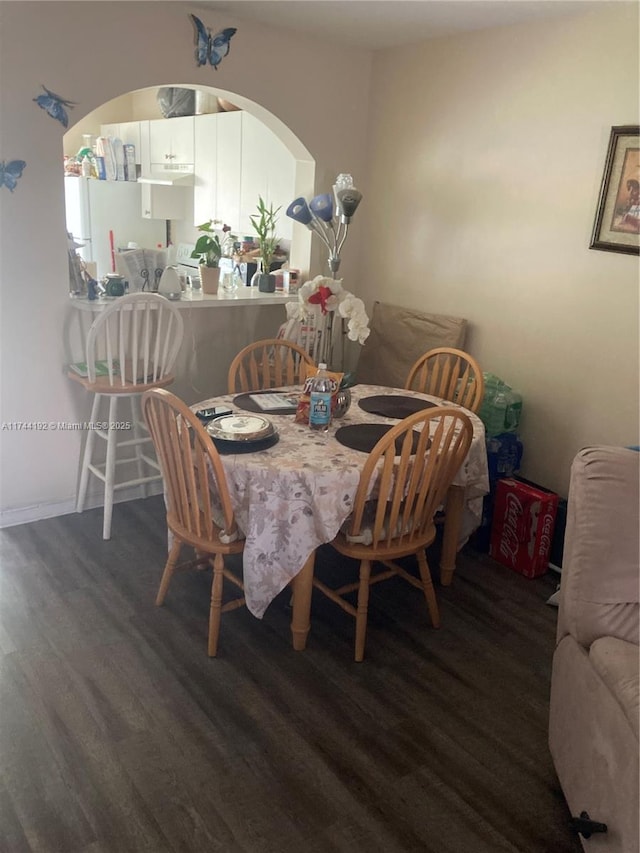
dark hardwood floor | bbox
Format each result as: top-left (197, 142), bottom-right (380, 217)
top-left (0, 496), bottom-right (582, 853)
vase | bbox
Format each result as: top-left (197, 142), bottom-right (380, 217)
top-left (220, 269), bottom-right (239, 294)
top-left (333, 387), bottom-right (352, 419)
top-left (200, 265), bottom-right (220, 295)
top-left (257, 273), bottom-right (276, 293)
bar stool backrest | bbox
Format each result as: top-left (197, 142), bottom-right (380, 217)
top-left (85, 293), bottom-right (184, 387)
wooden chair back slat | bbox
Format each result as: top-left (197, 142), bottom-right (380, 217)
top-left (142, 389), bottom-right (238, 545)
top-left (84, 293), bottom-right (184, 387)
top-left (142, 388), bottom-right (245, 657)
top-left (346, 407), bottom-right (473, 550)
top-left (317, 406), bottom-right (474, 660)
top-left (404, 347), bottom-right (485, 413)
top-left (228, 338), bottom-right (316, 394)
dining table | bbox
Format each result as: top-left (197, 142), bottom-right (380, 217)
top-left (192, 383), bottom-right (489, 651)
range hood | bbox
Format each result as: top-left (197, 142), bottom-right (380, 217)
top-left (138, 170), bottom-right (194, 187)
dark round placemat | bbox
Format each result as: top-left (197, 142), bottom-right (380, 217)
top-left (211, 432), bottom-right (280, 455)
top-left (358, 395), bottom-right (438, 419)
top-left (335, 424), bottom-right (424, 455)
top-left (233, 391), bottom-right (299, 414)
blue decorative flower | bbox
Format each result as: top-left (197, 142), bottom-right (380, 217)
top-left (309, 194), bottom-right (334, 222)
top-left (286, 198), bottom-right (313, 226)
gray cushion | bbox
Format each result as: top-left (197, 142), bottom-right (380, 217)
top-left (355, 302), bottom-right (467, 388)
top-left (590, 636), bottom-right (639, 740)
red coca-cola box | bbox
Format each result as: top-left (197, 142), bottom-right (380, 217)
top-left (489, 478), bottom-right (559, 578)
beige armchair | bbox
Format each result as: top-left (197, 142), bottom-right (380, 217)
top-left (549, 446), bottom-right (639, 853)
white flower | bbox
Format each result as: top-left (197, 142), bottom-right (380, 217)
top-left (347, 317), bottom-right (370, 345)
top-left (285, 301), bottom-right (303, 321)
top-left (286, 274), bottom-right (370, 367)
top-left (337, 293), bottom-right (369, 345)
top-left (297, 275), bottom-right (344, 317)
top-left (297, 277), bottom-right (368, 333)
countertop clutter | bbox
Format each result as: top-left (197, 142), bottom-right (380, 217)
top-left (69, 290), bottom-right (292, 312)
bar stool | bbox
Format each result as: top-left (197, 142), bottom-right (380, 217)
top-left (68, 293), bottom-right (184, 539)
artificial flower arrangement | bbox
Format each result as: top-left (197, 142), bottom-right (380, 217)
top-left (286, 275), bottom-right (370, 347)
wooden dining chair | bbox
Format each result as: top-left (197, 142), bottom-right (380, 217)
top-left (404, 347), bottom-right (485, 413)
top-left (142, 388), bottom-right (245, 657)
top-left (68, 293), bottom-right (184, 539)
top-left (314, 407), bottom-right (473, 661)
top-left (227, 338), bottom-right (316, 393)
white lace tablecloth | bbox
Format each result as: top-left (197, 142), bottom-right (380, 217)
top-left (194, 385), bottom-right (488, 618)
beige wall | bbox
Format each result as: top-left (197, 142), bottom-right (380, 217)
top-left (363, 4), bottom-right (639, 495)
top-left (63, 93), bottom-right (135, 158)
top-left (64, 89), bottom-right (181, 157)
top-left (0, 1), bottom-right (371, 522)
top-left (1, 1), bottom-right (637, 522)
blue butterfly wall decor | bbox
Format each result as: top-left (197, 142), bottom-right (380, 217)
top-left (190, 14), bottom-right (237, 69)
top-left (33, 85), bottom-right (76, 128)
top-left (0, 160), bottom-right (26, 192)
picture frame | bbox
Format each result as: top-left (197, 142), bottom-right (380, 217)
top-left (590, 125), bottom-right (640, 255)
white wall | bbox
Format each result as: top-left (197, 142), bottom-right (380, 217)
top-left (363, 4), bottom-right (639, 495)
top-left (0, 1), bottom-right (372, 523)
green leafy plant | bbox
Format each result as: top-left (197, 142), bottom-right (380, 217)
top-left (191, 220), bottom-right (224, 268)
top-left (250, 197), bottom-right (280, 274)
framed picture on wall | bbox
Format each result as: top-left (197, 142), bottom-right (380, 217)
top-left (590, 125), bottom-right (640, 256)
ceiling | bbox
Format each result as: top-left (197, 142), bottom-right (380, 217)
top-left (192, 0), bottom-right (606, 50)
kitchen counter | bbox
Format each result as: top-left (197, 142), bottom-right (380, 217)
top-left (69, 289), bottom-right (294, 312)
top-left (65, 289), bottom-right (292, 405)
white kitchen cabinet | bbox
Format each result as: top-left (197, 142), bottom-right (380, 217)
top-left (148, 116), bottom-right (194, 167)
top-left (238, 113), bottom-right (268, 234)
top-left (193, 114), bottom-right (218, 226)
top-left (239, 114), bottom-right (295, 240)
top-left (193, 112), bottom-right (294, 239)
top-left (215, 112), bottom-right (242, 231)
top-left (193, 112), bottom-right (241, 230)
top-left (141, 183), bottom-right (189, 221)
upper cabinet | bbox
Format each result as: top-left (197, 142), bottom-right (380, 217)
top-left (141, 183), bottom-right (189, 221)
top-left (194, 112), bottom-right (241, 229)
top-left (100, 113), bottom-right (297, 238)
top-left (194, 112), bottom-right (296, 239)
top-left (239, 113), bottom-right (295, 241)
top-left (147, 116), bottom-right (194, 168)
top-left (193, 114), bottom-right (218, 226)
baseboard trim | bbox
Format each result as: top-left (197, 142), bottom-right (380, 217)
top-left (0, 483), bottom-right (164, 529)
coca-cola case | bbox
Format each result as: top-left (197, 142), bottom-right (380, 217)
top-left (489, 478), bottom-right (559, 578)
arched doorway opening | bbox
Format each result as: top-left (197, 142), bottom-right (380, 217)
top-left (63, 84), bottom-right (314, 283)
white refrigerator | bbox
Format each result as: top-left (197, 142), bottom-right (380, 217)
top-left (64, 177), bottom-right (166, 279)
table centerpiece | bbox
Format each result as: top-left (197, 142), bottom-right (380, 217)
top-left (283, 174), bottom-right (368, 377)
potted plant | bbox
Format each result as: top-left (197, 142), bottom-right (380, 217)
top-left (250, 197), bottom-right (280, 292)
top-left (191, 220), bottom-right (226, 294)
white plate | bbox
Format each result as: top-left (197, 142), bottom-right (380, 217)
top-left (207, 414), bottom-right (274, 442)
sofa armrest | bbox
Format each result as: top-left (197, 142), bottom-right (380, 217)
top-left (557, 446), bottom-right (639, 648)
